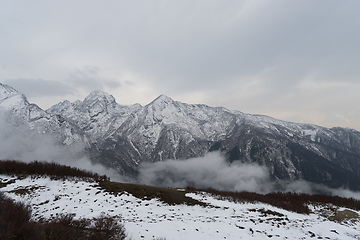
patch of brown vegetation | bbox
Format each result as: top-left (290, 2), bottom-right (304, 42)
top-left (99, 181), bottom-right (205, 206)
top-left (330, 209), bottom-right (359, 222)
top-left (0, 160), bottom-right (109, 181)
top-left (186, 187), bottom-right (360, 214)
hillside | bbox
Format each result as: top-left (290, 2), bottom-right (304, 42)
top-left (1, 161), bottom-right (360, 240)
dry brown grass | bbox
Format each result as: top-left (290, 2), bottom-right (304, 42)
top-left (330, 209), bottom-right (359, 222)
top-left (99, 181), bottom-right (205, 206)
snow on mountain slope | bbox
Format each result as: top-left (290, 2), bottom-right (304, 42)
top-left (1, 175), bottom-right (360, 240)
top-left (0, 83), bottom-right (86, 146)
top-left (47, 90), bottom-right (142, 142)
top-left (46, 89), bottom-right (360, 191)
top-left (2, 81), bottom-right (360, 191)
top-left (0, 83), bottom-right (103, 175)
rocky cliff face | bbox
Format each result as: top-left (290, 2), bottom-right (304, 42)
top-left (1, 82), bottom-right (360, 190)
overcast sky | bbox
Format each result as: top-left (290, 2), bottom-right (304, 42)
top-left (1, 0), bottom-right (360, 130)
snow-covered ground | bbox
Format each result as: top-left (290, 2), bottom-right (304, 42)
top-left (1, 175), bottom-right (359, 240)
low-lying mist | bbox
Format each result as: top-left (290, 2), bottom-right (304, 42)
top-left (2, 115), bottom-right (359, 200)
top-left (138, 152), bottom-right (272, 193)
top-left (138, 151), bottom-right (360, 200)
top-left (0, 116), bottom-right (122, 181)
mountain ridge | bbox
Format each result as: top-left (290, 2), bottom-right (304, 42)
top-left (42, 89), bottom-right (360, 191)
top-left (1, 82), bottom-right (360, 191)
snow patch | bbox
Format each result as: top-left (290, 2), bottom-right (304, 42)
top-left (1, 175), bottom-right (359, 240)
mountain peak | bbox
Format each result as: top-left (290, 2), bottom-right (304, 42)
top-left (87, 90), bottom-right (114, 99)
top-left (157, 94), bottom-right (173, 100)
top-left (83, 90), bottom-right (116, 105)
top-left (146, 95), bottom-right (176, 111)
top-left (0, 82), bottom-right (29, 108)
top-left (47, 100), bottom-right (72, 113)
top-left (150, 94), bottom-right (174, 104)
top-left (0, 82), bottom-right (21, 100)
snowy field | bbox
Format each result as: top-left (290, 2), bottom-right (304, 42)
top-left (1, 175), bottom-right (360, 240)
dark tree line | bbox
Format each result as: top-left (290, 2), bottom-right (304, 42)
top-left (0, 160), bottom-right (109, 181)
top-left (186, 187), bottom-right (360, 214)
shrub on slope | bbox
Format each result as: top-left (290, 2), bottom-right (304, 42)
top-left (0, 192), bottom-right (127, 240)
top-left (0, 192), bottom-right (43, 240)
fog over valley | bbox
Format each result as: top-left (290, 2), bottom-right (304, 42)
top-left (1, 2), bottom-right (360, 239)
top-left (2, 114), bottom-right (360, 200)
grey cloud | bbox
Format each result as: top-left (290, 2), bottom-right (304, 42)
top-left (2, 1), bottom-right (360, 87)
top-left (3, 0), bottom-right (359, 90)
top-left (68, 66), bottom-right (121, 91)
top-left (3, 66), bottom-right (123, 100)
top-left (111, 1), bottom-right (360, 92)
top-left (3, 79), bottom-right (74, 98)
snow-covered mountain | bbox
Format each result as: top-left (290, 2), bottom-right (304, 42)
top-left (0, 83), bottom-right (86, 146)
top-left (47, 89), bottom-right (360, 191)
top-left (1, 174), bottom-right (360, 240)
top-left (1, 82), bottom-right (360, 191)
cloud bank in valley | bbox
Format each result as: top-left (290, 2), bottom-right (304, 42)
top-left (138, 151), bottom-right (274, 193)
top-left (138, 151), bottom-right (360, 199)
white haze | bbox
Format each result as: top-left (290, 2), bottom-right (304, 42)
top-left (280, 180), bottom-right (360, 200)
top-left (139, 151), bottom-right (274, 193)
top-left (0, 115), bottom-right (123, 181)
top-left (138, 151), bottom-right (360, 200)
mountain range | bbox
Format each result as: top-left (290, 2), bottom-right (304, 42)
top-left (1, 82), bottom-right (360, 191)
